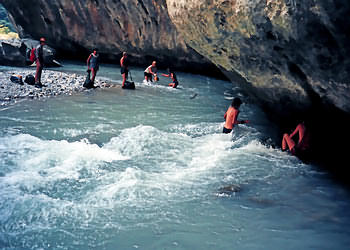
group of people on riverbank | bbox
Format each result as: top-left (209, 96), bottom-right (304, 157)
top-left (33, 39), bottom-right (179, 89)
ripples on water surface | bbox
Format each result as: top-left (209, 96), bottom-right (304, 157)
top-left (1, 64), bottom-right (350, 249)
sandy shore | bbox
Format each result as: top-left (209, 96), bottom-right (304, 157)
top-left (0, 69), bottom-right (112, 106)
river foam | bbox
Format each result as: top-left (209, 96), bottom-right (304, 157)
top-left (1, 65), bottom-right (350, 249)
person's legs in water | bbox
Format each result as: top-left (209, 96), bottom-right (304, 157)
top-left (122, 73), bottom-right (126, 86)
top-left (35, 61), bottom-right (43, 84)
top-left (223, 127), bottom-right (232, 134)
top-left (144, 72), bottom-right (152, 82)
top-left (121, 68), bottom-right (128, 87)
top-left (91, 68), bottom-right (97, 83)
top-left (282, 133), bottom-right (296, 153)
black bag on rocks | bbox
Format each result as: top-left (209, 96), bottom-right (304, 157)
top-left (24, 74), bottom-right (35, 85)
top-left (122, 80), bottom-right (135, 89)
top-left (83, 70), bottom-right (96, 89)
top-left (10, 75), bottom-right (24, 85)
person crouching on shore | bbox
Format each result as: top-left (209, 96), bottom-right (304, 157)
top-left (223, 97), bottom-right (249, 134)
top-left (87, 48), bottom-right (100, 84)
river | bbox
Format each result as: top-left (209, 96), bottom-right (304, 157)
top-left (0, 62), bottom-right (350, 249)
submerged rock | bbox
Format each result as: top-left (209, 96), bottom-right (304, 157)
top-left (218, 184), bottom-right (241, 195)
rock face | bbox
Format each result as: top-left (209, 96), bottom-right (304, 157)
top-left (0, 39), bottom-right (26, 66)
top-left (0, 0), bottom-right (215, 72)
top-left (0, 38), bottom-right (61, 67)
top-left (166, 0), bottom-right (350, 117)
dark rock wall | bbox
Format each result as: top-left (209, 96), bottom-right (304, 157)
top-left (166, 0), bottom-right (350, 118)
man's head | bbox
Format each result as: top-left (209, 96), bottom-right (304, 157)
top-left (93, 48), bottom-right (98, 55)
top-left (123, 52), bottom-right (127, 57)
top-left (40, 37), bottom-right (46, 45)
top-left (152, 61), bottom-right (156, 67)
top-left (232, 97), bottom-right (242, 109)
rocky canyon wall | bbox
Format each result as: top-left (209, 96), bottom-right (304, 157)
top-left (166, 0), bottom-right (350, 118)
top-left (0, 0), bottom-right (215, 71)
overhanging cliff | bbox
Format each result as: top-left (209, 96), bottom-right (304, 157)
top-left (166, 0), bottom-right (350, 118)
top-left (0, 0), bottom-right (218, 73)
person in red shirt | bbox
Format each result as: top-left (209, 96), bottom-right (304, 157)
top-left (120, 52), bottom-right (129, 87)
top-left (35, 37), bottom-right (46, 88)
top-left (223, 97), bottom-right (249, 134)
top-left (282, 121), bottom-right (310, 157)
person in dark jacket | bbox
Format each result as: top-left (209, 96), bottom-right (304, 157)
top-left (34, 37), bottom-right (45, 88)
top-left (87, 48), bottom-right (100, 84)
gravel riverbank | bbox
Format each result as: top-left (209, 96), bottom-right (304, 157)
top-left (0, 69), bottom-right (112, 106)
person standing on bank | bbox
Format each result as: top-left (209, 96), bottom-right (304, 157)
top-left (87, 48), bottom-right (100, 84)
top-left (35, 37), bottom-right (46, 88)
top-left (223, 97), bottom-right (249, 134)
top-left (120, 52), bottom-right (129, 87)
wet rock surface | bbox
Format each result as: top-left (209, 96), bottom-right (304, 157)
top-left (0, 69), bottom-right (111, 106)
top-left (166, 0), bottom-right (350, 118)
top-left (0, 0), bottom-right (217, 73)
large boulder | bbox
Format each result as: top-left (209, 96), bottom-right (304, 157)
top-left (166, 0), bottom-right (350, 118)
top-left (0, 39), bottom-right (26, 66)
top-left (0, 38), bottom-right (61, 67)
top-left (22, 39), bottom-right (60, 67)
top-left (0, 0), bottom-right (217, 72)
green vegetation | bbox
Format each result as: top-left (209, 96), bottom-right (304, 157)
top-left (0, 3), bottom-right (16, 33)
top-left (0, 3), bottom-right (18, 38)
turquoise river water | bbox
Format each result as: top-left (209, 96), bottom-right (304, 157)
top-left (1, 62), bottom-right (350, 249)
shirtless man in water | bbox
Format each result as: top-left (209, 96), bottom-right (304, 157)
top-left (223, 97), bottom-right (249, 134)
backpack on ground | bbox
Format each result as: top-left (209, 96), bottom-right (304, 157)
top-left (24, 74), bottom-right (35, 85)
top-left (29, 48), bottom-right (36, 63)
top-left (122, 80), bottom-right (135, 89)
top-left (83, 70), bottom-right (95, 89)
top-left (10, 75), bottom-right (23, 85)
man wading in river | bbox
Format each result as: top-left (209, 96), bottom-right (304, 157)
top-left (223, 97), bottom-right (249, 134)
top-left (87, 48), bottom-right (100, 85)
top-left (120, 52), bottom-right (129, 88)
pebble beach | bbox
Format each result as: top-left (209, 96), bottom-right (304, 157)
top-left (0, 69), bottom-right (112, 106)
